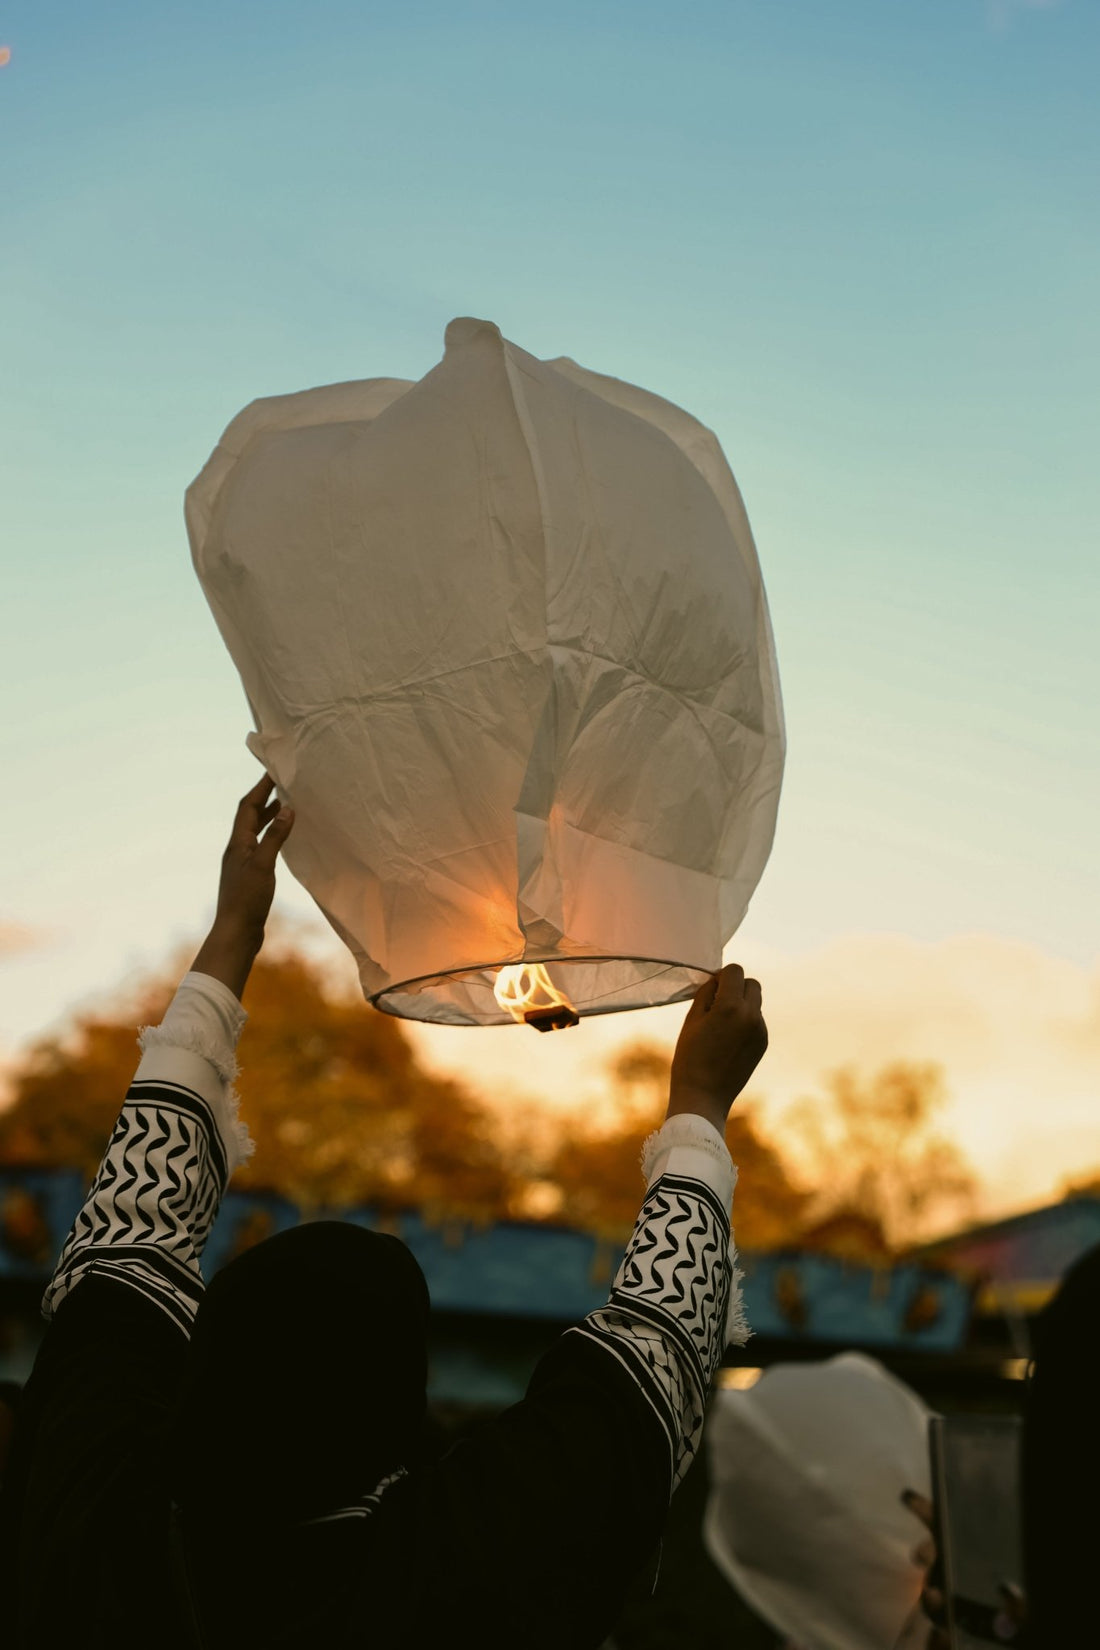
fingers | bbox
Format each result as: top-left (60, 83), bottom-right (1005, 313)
top-left (715, 965), bottom-right (764, 1011)
top-left (251, 804), bottom-right (295, 873)
top-left (688, 973), bottom-right (721, 1017)
top-left (998, 1582), bottom-right (1027, 1624)
top-left (922, 1584), bottom-right (945, 1621)
top-left (690, 966), bottom-right (764, 1017)
top-left (912, 1537), bottom-right (936, 1569)
top-left (902, 1489), bottom-right (935, 1530)
top-left (229, 774), bottom-right (276, 847)
top-left (242, 773), bottom-right (275, 809)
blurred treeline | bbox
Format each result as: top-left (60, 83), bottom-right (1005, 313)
top-left (0, 939), bottom-right (977, 1257)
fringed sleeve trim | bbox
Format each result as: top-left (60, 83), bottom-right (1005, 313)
top-left (135, 970), bottom-right (253, 1177)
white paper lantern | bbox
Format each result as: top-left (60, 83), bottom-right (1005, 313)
top-left (187, 318), bottom-right (784, 1027)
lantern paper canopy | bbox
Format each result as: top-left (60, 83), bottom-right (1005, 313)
top-left (187, 318), bottom-right (785, 1026)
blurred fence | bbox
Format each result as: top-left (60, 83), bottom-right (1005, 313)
top-left (1, 1166), bottom-right (974, 1394)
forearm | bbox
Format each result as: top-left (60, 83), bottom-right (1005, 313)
top-left (42, 970), bottom-right (253, 1333)
top-left (663, 1088), bottom-right (730, 1137)
top-left (568, 1113), bottom-right (747, 1495)
top-left (191, 918), bottom-right (263, 1003)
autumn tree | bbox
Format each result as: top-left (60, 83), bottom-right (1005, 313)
top-left (0, 979), bottom-right (175, 1181)
top-left (0, 941), bottom-right (972, 1260)
top-left (781, 1061), bottom-right (977, 1254)
top-left (1060, 1170), bottom-right (1100, 1201)
top-left (0, 943), bottom-right (809, 1247)
top-left (547, 1041), bottom-right (811, 1249)
top-left (0, 940), bottom-right (521, 1224)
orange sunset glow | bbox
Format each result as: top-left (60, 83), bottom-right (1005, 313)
top-left (1, 9), bottom-right (1097, 1645)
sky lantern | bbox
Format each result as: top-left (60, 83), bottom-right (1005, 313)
top-left (187, 318), bottom-right (784, 1028)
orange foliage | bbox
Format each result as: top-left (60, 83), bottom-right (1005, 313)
top-left (783, 1062), bottom-right (977, 1252)
top-left (0, 980), bottom-right (175, 1180)
top-left (0, 943), bottom-right (808, 1244)
top-left (0, 942), bottom-right (972, 1259)
top-left (546, 1043), bottom-right (811, 1250)
top-left (0, 944), bottom-right (521, 1223)
top-left (226, 949), bottom-right (520, 1220)
top-left (1061, 1170), bottom-right (1100, 1202)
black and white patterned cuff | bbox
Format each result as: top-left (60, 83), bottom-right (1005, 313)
top-left (299, 1468), bottom-right (409, 1526)
top-left (642, 1113), bottom-right (747, 1349)
top-left (640, 1112), bottom-right (735, 1206)
top-left (137, 970), bottom-right (253, 1174)
top-left (572, 1165), bottom-right (743, 1493)
top-left (42, 1068), bottom-right (232, 1334)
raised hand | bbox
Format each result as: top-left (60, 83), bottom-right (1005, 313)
top-left (666, 963), bottom-right (768, 1135)
top-left (191, 775), bottom-right (295, 1000)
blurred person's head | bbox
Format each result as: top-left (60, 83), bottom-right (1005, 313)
top-left (1022, 1239), bottom-right (1100, 1643)
top-left (168, 1221), bottom-right (430, 1531)
top-left (702, 1354), bottom-right (931, 1650)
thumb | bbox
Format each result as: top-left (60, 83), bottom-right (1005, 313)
top-left (253, 806), bottom-right (295, 871)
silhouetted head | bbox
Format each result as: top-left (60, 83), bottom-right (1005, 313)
top-left (169, 1221), bottom-right (430, 1529)
top-left (1023, 1241), bottom-right (1100, 1642)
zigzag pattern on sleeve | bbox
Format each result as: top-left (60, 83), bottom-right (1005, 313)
top-left (42, 1079), bottom-right (228, 1334)
top-left (568, 1171), bottom-right (736, 1494)
top-left (299, 1468), bottom-right (410, 1525)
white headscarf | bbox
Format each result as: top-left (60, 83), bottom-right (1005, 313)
top-left (703, 1353), bottom-right (931, 1650)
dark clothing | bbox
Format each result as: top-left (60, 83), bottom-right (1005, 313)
top-left (170, 1220), bottom-right (432, 1528)
top-left (189, 1324), bottom-right (671, 1648)
top-left (0, 1278), bottom-right (187, 1650)
top-left (0, 983), bottom-right (737, 1648)
top-left (1022, 1241), bottom-right (1100, 1647)
top-left (3, 1275), bottom-right (669, 1649)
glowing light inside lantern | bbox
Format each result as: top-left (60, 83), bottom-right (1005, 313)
top-left (493, 963), bottom-right (579, 1031)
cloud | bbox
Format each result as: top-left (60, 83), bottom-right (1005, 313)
top-left (409, 931), bottom-right (1100, 1223)
top-left (737, 933), bottom-right (1100, 1216)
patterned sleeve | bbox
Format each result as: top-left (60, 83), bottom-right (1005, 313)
top-left (567, 1113), bottom-right (748, 1494)
top-left (41, 972), bottom-right (253, 1337)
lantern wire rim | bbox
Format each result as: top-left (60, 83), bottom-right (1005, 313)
top-left (369, 953), bottom-right (716, 1027)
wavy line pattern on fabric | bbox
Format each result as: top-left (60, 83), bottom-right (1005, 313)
top-left (299, 1468), bottom-right (410, 1525)
top-left (43, 1080), bottom-right (227, 1332)
top-left (568, 1171), bottom-right (736, 1493)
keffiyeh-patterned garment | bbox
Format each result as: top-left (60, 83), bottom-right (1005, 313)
top-left (576, 1116), bottom-right (747, 1496)
top-left (0, 971), bottom-right (747, 1650)
top-left (44, 972), bottom-right (252, 1335)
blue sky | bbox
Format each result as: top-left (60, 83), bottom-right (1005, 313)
top-left (1, 1), bottom-right (1097, 1207)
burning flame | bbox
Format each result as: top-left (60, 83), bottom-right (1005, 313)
top-left (494, 963), bottom-right (579, 1030)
